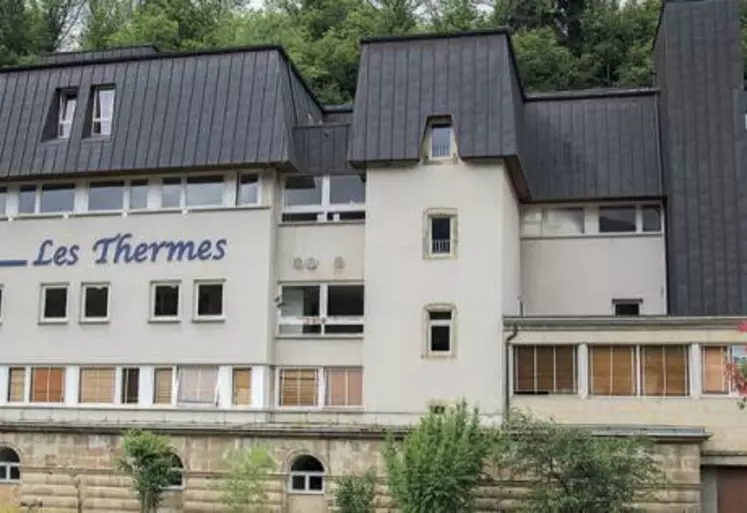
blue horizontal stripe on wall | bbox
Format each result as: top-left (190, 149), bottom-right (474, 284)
top-left (0, 259), bottom-right (28, 267)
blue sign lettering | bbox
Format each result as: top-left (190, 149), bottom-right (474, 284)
top-left (31, 233), bottom-right (228, 267)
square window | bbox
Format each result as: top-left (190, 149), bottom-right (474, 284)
top-left (427, 308), bottom-right (454, 354)
top-left (237, 173), bottom-right (260, 205)
top-left (152, 283), bottom-right (180, 320)
top-left (430, 123), bottom-right (452, 158)
top-left (291, 475), bottom-right (306, 490)
top-left (186, 175), bottom-right (224, 207)
top-left (79, 366), bottom-right (115, 403)
top-left (279, 285), bottom-right (321, 335)
top-left (329, 174), bottom-right (366, 205)
top-left (161, 177), bottom-right (182, 208)
top-left (58, 91), bottom-right (77, 139)
top-left (427, 214), bottom-right (456, 257)
top-left (41, 285), bottom-right (68, 322)
top-left (39, 183), bottom-right (75, 213)
top-left (642, 206), bottom-right (662, 232)
top-left (613, 300), bottom-right (641, 316)
top-left (177, 365), bottom-right (219, 405)
top-left (18, 185), bottom-right (36, 214)
top-left (129, 180), bottom-right (149, 210)
top-left (599, 207), bottom-right (636, 233)
top-left (232, 368), bottom-right (251, 405)
top-left (92, 86), bottom-right (115, 136)
top-left (88, 181), bottom-right (124, 211)
top-left (121, 367), bottom-right (140, 404)
top-left (82, 284), bottom-right (109, 321)
top-left (326, 285), bottom-right (364, 335)
top-left (195, 281), bottom-right (224, 319)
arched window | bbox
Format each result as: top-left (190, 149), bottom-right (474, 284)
top-left (166, 453), bottom-right (184, 489)
top-left (0, 447), bottom-right (20, 482)
top-left (288, 454), bottom-right (324, 493)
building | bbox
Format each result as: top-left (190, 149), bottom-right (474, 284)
top-left (0, 0), bottom-right (745, 511)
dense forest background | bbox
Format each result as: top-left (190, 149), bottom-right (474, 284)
top-left (0, 0), bottom-right (744, 104)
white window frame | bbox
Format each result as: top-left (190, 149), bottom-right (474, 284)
top-left (521, 203), bottom-right (665, 238)
top-left (80, 282), bottom-right (110, 323)
top-left (281, 174), bottom-right (365, 223)
top-left (16, 183), bottom-right (76, 216)
top-left (235, 172), bottom-right (262, 207)
top-left (6, 366), bottom-right (30, 404)
top-left (91, 86), bottom-right (115, 137)
top-left (150, 281), bottom-right (181, 322)
top-left (175, 365), bottom-right (220, 407)
top-left (275, 367), bottom-right (323, 410)
top-left (39, 283), bottom-right (69, 324)
top-left (118, 366), bottom-right (141, 405)
top-left (424, 304), bottom-right (456, 357)
top-left (0, 449), bottom-right (20, 483)
top-left (701, 345), bottom-right (746, 396)
top-left (153, 366), bottom-right (178, 406)
top-left (427, 120), bottom-right (456, 160)
top-left (159, 173), bottom-right (229, 211)
top-left (58, 91), bottom-right (77, 139)
top-left (193, 280), bottom-right (225, 322)
top-left (77, 366), bottom-right (116, 405)
top-left (288, 469), bottom-right (325, 494)
top-left (424, 209), bottom-right (458, 259)
top-left (277, 283), bottom-right (364, 337)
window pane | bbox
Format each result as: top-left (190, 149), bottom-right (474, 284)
top-left (43, 287), bottom-right (67, 319)
top-left (431, 124), bottom-right (452, 158)
top-left (88, 181), bottom-right (124, 211)
top-left (0, 187), bottom-right (6, 216)
top-left (154, 368), bottom-right (173, 404)
top-left (30, 367), bottom-right (64, 403)
top-left (84, 285), bottom-right (109, 319)
top-left (614, 301), bottom-right (640, 316)
top-left (186, 175), bottom-right (224, 207)
top-left (39, 184), bottom-right (75, 213)
top-left (430, 325), bottom-right (451, 352)
top-left (79, 367), bottom-right (115, 403)
top-left (129, 180), bottom-right (148, 209)
top-left (8, 367), bottom-right (25, 402)
top-left (121, 368), bottom-right (140, 404)
top-left (232, 368), bottom-right (251, 405)
top-left (161, 178), bottom-right (181, 208)
top-left (291, 475), bottom-right (306, 490)
top-left (514, 346), bottom-right (536, 393)
top-left (154, 284), bottom-right (179, 317)
top-left (280, 286), bottom-right (320, 317)
top-left (429, 310), bottom-right (452, 321)
top-left (9, 466), bottom-right (19, 481)
top-left (177, 366), bottom-right (218, 404)
top-left (535, 346), bottom-right (554, 392)
top-left (327, 285), bottom-right (364, 316)
top-left (95, 88), bottom-right (115, 119)
top-left (542, 208), bottom-right (585, 235)
top-left (280, 368), bottom-right (317, 407)
top-left (197, 283), bottom-right (223, 317)
top-left (309, 476), bottom-right (323, 491)
top-left (599, 207), bottom-right (636, 233)
top-left (284, 176), bottom-right (322, 206)
top-left (589, 346), bottom-right (635, 396)
top-left (642, 206), bottom-right (662, 232)
top-left (329, 174), bottom-right (366, 204)
top-left (18, 186), bottom-right (36, 214)
top-left (237, 174), bottom-right (259, 205)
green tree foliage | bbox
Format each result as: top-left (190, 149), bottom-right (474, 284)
top-left (334, 468), bottom-right (377, 513)
top-left (382, 401), bottom-right (489, 513)
top-left (118, 429), bottom-right (180, 513)
top-left (498, 412), bottom-right (665, 513)
top-left (214, 445), bottom-right (276, 513)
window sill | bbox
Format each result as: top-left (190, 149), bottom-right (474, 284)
top-left (192, 316), bottom-right (226, 324)
top-left (287, 489), bottom-right (325, 496)
top-left (424, 252), bottom-right (456, 260)
top-left (275, 334), bottom-right (364, 340)
top-left (149, 317), bottom-right (181, 324)
top-left (80, 318), bottom-right (109, 325)
top-left (423, 352), bottom-right (455, 359)
top-left (521, 231), bottom-right (663, 241)
top-left (278, 219), bottom-right (365, 227)
top-left (14, 213), bottom-right (69, 220)
top-left (70, 210), bottom-right (126, 218)
top-left (38, 318), bottom-right (68, 325)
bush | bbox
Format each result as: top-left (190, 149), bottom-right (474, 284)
top-left (214, 445), bottom-right (275, 513)
top-left (334, 469), bottom-right (377, 513)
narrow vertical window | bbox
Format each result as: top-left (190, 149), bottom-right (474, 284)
top-left (236, 173), bottom-right (260, 206)
top-left (129, 180), bottom-right (149, 210)
top-left (194, 281), bottom-right (224, 320)
top-left (0, 187), bottom-right (6, 217)
top-left (425, 211), bottom-right (457, 258)
top-left (92, 86), bottom-right (115, 136)
top-left (232, 368), bottom-right (251, 406)
top-left (81, 284), bottom-right (109, 322)
top-left (7, 367), bottom-right (25, 402)
top-left (151, 282), bottom-right (180, 321)
top-left (58, 91), bottom-right (77, 138)
top-left (0, 285), bottom-right (4, 322)
top-left (429, 122), bottom-right (452, 158)
top-left (426, 307), bottom-right (455, 355)
top-left (18, 185), bottom-right (36, 214)
top-left (153, 367), bottom-right (173, 404)
top-left (121, 367), bottom-right (140, 404)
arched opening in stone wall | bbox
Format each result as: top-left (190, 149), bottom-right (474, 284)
top-left (0, 447), bottom-right (20, 482)
top-left (288, 454), bottom-right (325, 494)
top-left (166, 453), bottom-right (184, 490)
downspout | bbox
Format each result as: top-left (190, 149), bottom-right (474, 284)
top-left (503, 324), bottom-right (518, 427)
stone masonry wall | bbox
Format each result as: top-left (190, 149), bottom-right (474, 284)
top-left (0, 430), bottom-right (702, 513)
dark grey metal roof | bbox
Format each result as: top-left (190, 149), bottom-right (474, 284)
top-left (40, 45), bottom-right (160, 65)
top-left (348, 29), bottom-right (525, 165)
top-left (294, 124), bottom-right (354, 175)
top-left (524, 90), bottom-right (662, 201)
top-left (0, 46), bottom-right (322, 178)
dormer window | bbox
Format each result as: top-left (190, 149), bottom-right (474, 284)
top-left (430, 122), bottom-right (453, 159)
top-left (92, 86), bottom-right (115, 136)
top-left (57, 91), bottom-right (77, 139)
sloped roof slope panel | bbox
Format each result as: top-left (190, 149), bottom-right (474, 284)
top-left (0, 48), bottom-right (305, 178)
top-left (41, 46), bottom-right (160, 65)
top-left (294, 124), bottom-right (354, 175)
top-left (349, 31), bottom-right (523, 164)
top-left (524, 93), bottom-right (662, 201)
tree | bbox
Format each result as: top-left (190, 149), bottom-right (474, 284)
top-left (382, 401), bottom-right (489, 513)
top-left (497, 412), bottom-right (665, 513)
top-left (118, 429), bottom-right (180, 513)
top-left (214, 445), bottom-right (276, 513)
top-left (334, 469), bottom-right (377, 513)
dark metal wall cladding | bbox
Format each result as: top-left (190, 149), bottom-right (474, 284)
top-left (0, 49), bottom-right (319, 178)
top-left (655, 0), bottom-right (747, 315)
top-left (41, 46), bottom-right (159, 65)
top-left (349, 33), bottom-right (523, 163)
top-left (294, 124), bottom-right (353, 175)
top-left (524, 94), bottom-right (661, 200)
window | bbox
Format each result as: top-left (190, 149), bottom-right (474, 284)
top-left (236, 173), bottom-right (260, 206)
top-left (523, 204), bottom-right (663, 238)
top-left (161, 177), bottom-right (181, 208)
top-left (129, 180), bottom-right (149, 210)
top-left (0, 447), bottom-right (20, 483)
top-left (541, 208), bottom-right (585, 235)
top-left (18, 185), bottom-right (35, 214)
top-left (279, 368), bottom-right (318, 407)
top-left (429, 122), bottom-right (453, 159)
top-left (87, 181), bottom-right (124, 211)
top-left (599, 207), bottom-right (636, 233)
top-left (613, 299), bottom-right (641, 316)
top-left (177, 366), bottom-right (218, 406)
top-left (7, 368), bottom-right (25, 402)
top-left (185, 175), bottom-right (224, 207)
top-left (121, 367), bottom-right (140, 404)
top-left (30, 367), bottom-right (65, 403)
top-left (702, 345), bottom-right (747, 394)
top-left (151, 282), bottom-right (180, 320)
top-left (232, 368), bottom-right (251, 406)
top-left (278, 284), bottom-right (364, 335)
top-left (589, 345), bottom-right (688, 397)
top-left (282, 174), bottom-right (366, 223)
top-left (40, 284), bottom-right (68, 322)
top-left (325, 368), bottom-right (362, 407)
top-left (91, 86), bottom-right (115, 136)
top-left (0, 187), bottom-right (6, 216)
top-left (0, 285), bottom-right (4, 321)
top-left (426, 307), bottom-right (455, 355)
top-left (642, 206), bottom-right (662, 232)
top-left (153, 367), bottom-right (174, 404)
top-left (79, 367), bottom-right (115, 404)
top-left (166, 453), bottom-right (184, 489)
top-left (194, 281), bottom-right (224, 320)
top-left (81, 284), bottom-right (109, 321)
top-left (39, 184), bottom-right (75, 213)
top-left (58, 91), bottom-right (77, 139)
top-left (288, 455), bottom-right (324, 493)
top-left (514, 345), bottom-right (576, 395)
top-left (426, 213), bottom-right (457, 257)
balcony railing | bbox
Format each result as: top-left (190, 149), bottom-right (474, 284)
top-left (431, 239), bottom-right (452, 255)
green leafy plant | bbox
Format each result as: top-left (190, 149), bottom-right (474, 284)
top-left (498, 411), bottom-right (665, 513)
top-left (118, 429), bottom-right (180, 513)
top-left (214, 445), bottom-right (275, 513)
top-left (382, 400), bottom-right (489, 513)
top-left (334, 468), bottom-right (377, 513)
